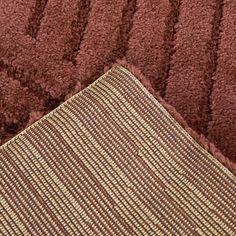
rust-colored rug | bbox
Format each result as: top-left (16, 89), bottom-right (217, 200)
top-left (1, 66), bottom-right (236, 235)
top-left (0, 0), bottom-right (236, 164)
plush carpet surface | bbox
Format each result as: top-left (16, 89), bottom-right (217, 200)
top-left (1, 66), bottom-right (236, 235)
top-left (0, 0), bottom-right (236, 163)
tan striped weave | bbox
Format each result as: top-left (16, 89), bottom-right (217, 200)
top-left (1, 66), bottom-right (236, 235)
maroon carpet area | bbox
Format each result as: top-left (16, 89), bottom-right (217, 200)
top-left (0, 0), bottom-right (235, 162)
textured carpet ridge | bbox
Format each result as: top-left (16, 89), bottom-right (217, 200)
top-left (115, 0), bottom-right (137, 58)
top-left (158, 0), bottom-right (180, 97)
top-left (164, 0), bottom-right (223, 136)
top-left (63, 0), bottom-right (92, 64)
top-left (207, 0), bottom-right (236, 161)
top-left (126, 0), bottom-right (172, 93)
top-left (26, 0), bottom-right (49, 38)
top-left (205, 0), bottom-right (224, 135)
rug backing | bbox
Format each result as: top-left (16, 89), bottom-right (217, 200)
top-left (1, 66), bottom-right (236, 235)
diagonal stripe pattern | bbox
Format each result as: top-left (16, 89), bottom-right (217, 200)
top-left (1, 66), bottom-right (236, 235)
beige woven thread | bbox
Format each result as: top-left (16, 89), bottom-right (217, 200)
top-left (1, 66), bottom-right (236, 235)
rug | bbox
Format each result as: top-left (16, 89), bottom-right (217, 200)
top-left (0, 0), bottom-right (236, 164)
top-left (1, 66), bottom-right (236, 235)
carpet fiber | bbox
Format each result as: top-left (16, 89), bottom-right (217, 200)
top-left (0, 0), bottom-right (236, 164)
top-left (1, 66), bottom-right (236, 235)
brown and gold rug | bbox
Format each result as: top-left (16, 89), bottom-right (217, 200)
top-left (1, 66), bottom-right (236, 235)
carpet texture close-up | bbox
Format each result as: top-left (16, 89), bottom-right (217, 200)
top-left (1, 66), bottom-right (236, 235)
top-left (1, 0), bottom-right (236, 235)
top-left (0, 0), bottom-right (236, 164)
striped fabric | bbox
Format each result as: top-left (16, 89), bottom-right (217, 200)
top-left (1, 66), bottom-right (236, 235)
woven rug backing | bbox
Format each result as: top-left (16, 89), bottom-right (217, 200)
top-left (1, 66), bottom-right (236, 235)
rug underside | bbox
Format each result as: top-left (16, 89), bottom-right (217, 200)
top-left (0, 66), bottom-right (236, 235)
top-left (1, 0), bottom-right (236, 164)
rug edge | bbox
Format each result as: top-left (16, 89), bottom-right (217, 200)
top-left (2, 61), bottom-right (235, 175)
top-left (106, 59), bottom-right (236, 176)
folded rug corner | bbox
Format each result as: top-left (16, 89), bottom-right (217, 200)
top-left (1, 65), bottom-right (236, 235)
